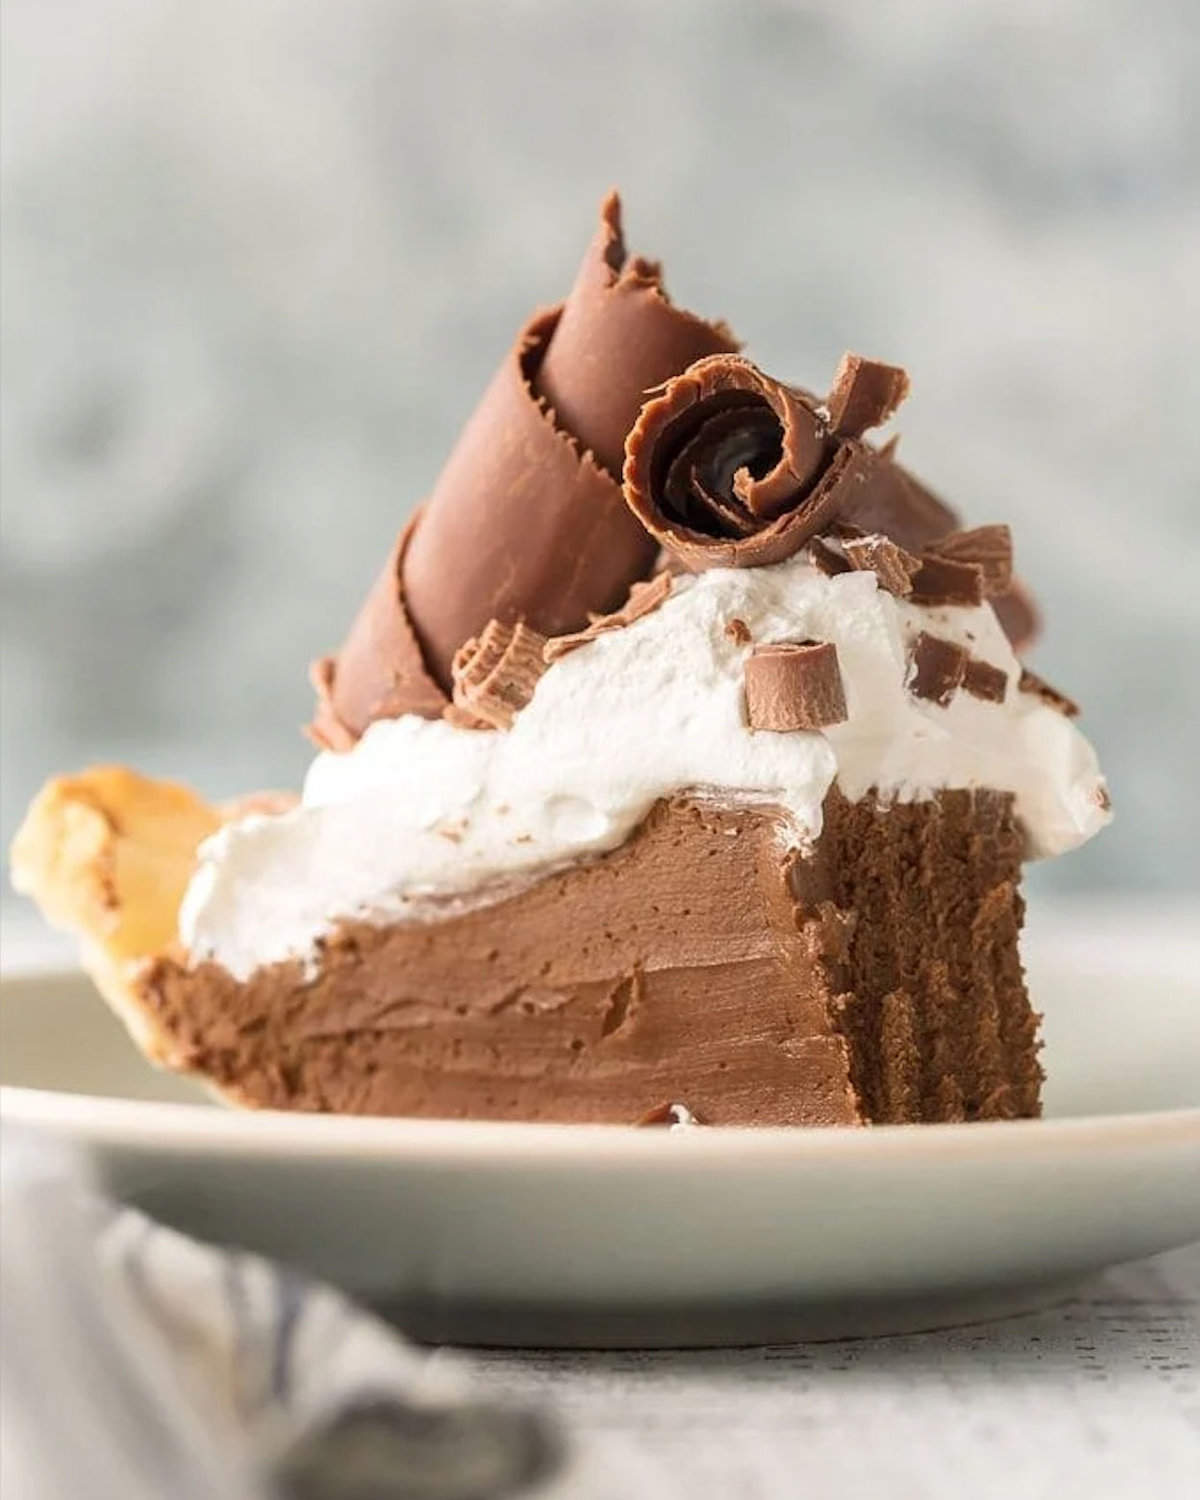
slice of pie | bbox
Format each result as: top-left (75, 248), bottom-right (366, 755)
top-left (10, 196), bottom-right (1109, 1125)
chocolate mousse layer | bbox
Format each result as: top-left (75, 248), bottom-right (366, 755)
top-left (138, 788), bottom-right (1039, 1125)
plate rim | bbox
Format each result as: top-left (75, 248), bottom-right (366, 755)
top-left (4, 1082), bottom-right (1198, 1167)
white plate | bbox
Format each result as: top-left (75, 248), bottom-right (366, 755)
top-left (2, 941), bottom-right (1198, 1347)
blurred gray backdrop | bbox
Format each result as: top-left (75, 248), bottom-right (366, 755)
top-left (3, 0), bottom-right (1198, 900)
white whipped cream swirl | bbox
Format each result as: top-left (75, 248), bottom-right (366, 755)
top-left (181, 557), bottom-right (1111, 979)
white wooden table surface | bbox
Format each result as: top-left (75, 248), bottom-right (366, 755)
top-left (453, 1243), bottom-right (1199, 1498)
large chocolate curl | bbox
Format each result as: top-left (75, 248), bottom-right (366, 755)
top-left (623, 352), bottom-right (1040, 654)
top-left (309, 516), bottom-right (445, 751)
top-left (623, 354), bottom-right (956, 571)
top-left (534, 193), bottom-right (739, 481)
top-left (311, 193), bottom-right (738, 745)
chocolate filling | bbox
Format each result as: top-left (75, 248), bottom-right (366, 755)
top-left (138, 791), bottom-right (1040, 1126)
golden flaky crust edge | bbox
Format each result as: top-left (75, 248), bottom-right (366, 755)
top-left (8, 766), bottom-right (292, 1066)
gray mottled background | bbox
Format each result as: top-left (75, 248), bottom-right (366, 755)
top-left (3, 0), bottom-right (1198, 903)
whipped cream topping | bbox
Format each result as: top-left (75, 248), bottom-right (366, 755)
top-left (181, 557), bottom-right (1110, 980)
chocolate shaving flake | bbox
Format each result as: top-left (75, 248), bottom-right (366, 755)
top-left (962, 657), bottom-right (1009, 704)
top-left (543, 572), bottom-right (673, 662)
top-left (449, 619), bottom-right (548, 729)
top-left (624, 351), bottom-right (963, 574)
top-left (536, 191), bottom-right (741, 482)
top-left (724, 617), bottom-right (752, 645)
top-left (807, 535), bottom-right (852, 577)
top-left (907, 632), bottom-right (969, 707)
top-left (908, 552), bottom-right (985, 608)
top-left (840, 533), bottom-right (920, 597)
top-left (1018, 667), bottom-right (1079, 719)
top-left (926, 524), bottom-right (1013, 598)
top-left (825, 353), bottom-right (911, 439)
top-left (745, 641), bottom-right (847, 732)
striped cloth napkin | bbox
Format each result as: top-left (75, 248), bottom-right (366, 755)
top-left (1, 1129), bottom-right (571, 1500)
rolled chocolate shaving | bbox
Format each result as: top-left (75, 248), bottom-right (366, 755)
top-left (840, 533), bottom-right (920, 597)
top-left (1018, 667), bottom-right (1079, 718)
top-left (307, 514), bottom-right (448, 748)
top-left (962, 657), bottom-right (1009, 704)
top-left (992, 580), bottom-right (1041, 654)
top-left (744, 641), bottom-right (847, 731)
top-left (626, 356), bottom-right (856, 570)
top-left (906, 632), bottom-right (968, 706)
top-left (624, 353), bottom-right (966, 573)
top-left (536, 192), bottom-right (739, 482)
top-left (666, 402), bottom-right (778, 535)
top-left (807, 535), bottom-right (852, 577)
top-left (908, 553), bottom-right (985, 608)
top-left (450, 619), bottom-right (548, 730)
top-left (402, 305), bottom-right (663, 691)
top-left (316, 196), bottom-right (737, 742)
top-left (825, 353), bottom-right (910, 439)
top-left (925, 524), bottom-right (1013, 598)
top-left (543, 570), bottom-right (673, 662)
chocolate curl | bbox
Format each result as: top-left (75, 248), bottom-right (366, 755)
top-left (962, 657), bottom-right (1009, 704)
top-left (925, 524), bottom-right (1013, 598)
top-left (625, 356), bottom-right (847, 569)
top-left (906, 632), bottom-right (968, 706)
top-left (308, 515), bottom-right (447, 748)
top-left (839, 533), bottom-right (920, 596)
top-left (807, 536), bottom-right (852, 577)
top-left (449, 619), bottom-right (548, 730)
top-left (624, 354), bottom-right (961, 572)
top-left (310, 195), bottom-right (736, 745)
top-left (826, 354), bottom-right (910, 439)
top-left (537, 191), bottom-right (739, 482)
top-left (744, 641), bottom-right (848, 731)
top-left (908, 553), bottom-right (986, 608)
top-left (398, 195), bottom-right (738, 694)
